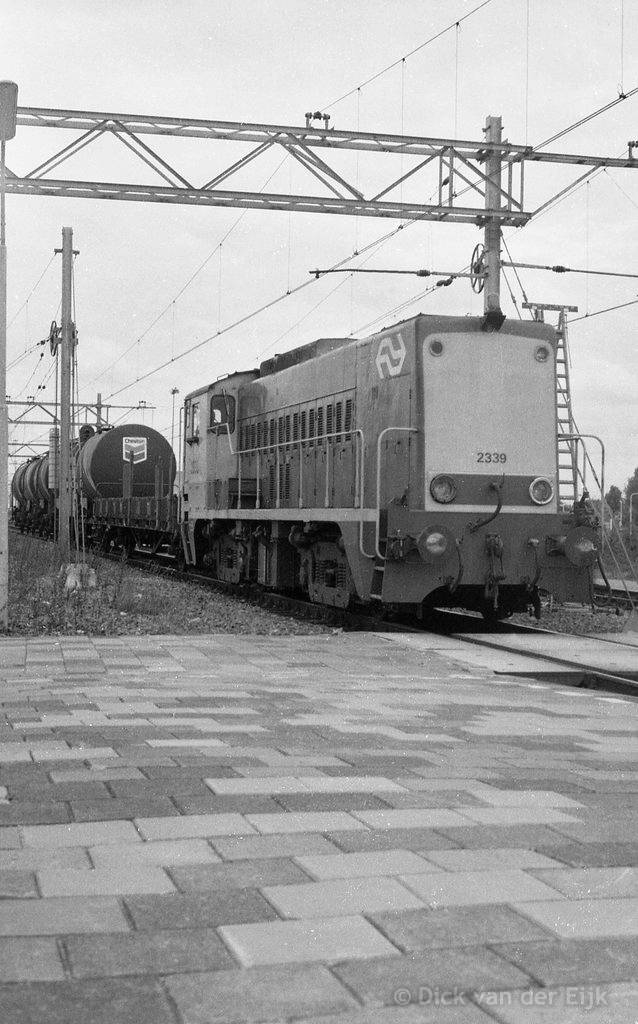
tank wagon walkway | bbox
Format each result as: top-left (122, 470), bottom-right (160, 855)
top-left (0, 631), bottom-right (637, 1024)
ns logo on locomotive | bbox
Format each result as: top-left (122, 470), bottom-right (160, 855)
top-left (12, 312), bottom-right (598, 621)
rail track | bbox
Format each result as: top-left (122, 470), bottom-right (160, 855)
top-left (12, 527), bottom-right (637, 698)
top-left (113, 547), bottom-right (638, 699)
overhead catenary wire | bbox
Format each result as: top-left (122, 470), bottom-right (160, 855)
top-left (501, 260), bottom-right (638, 280)
top-left (103, 220), bottom-right (413, 400)
top-left (571, 297), bottom-right (638, 323)
top-left (94, 152), bottom-right (292, 386)
top-left (103, 62), bottom-right (638, 404)
top-left (7, 253), bottom-right (57, 330)
top-left (321, 0), bottom-right (495, 110)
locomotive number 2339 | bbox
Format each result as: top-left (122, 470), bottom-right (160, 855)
top-left (477, 451), bottom-right (507, 464)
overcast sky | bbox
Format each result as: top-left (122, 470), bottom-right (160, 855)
top-left (3, 0), bottom-right (637, 495)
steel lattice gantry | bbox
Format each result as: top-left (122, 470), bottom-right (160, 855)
top-left (7, 107), bottom-right (638, 225)
top-left (3, 106), bottom-right (539, 224)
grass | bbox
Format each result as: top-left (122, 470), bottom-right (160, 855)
top-left (7, 533), bottom-right (331, 637)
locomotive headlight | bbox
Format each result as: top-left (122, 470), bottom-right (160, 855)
top-left (424, 531), bottom-right (447, 556)
top-left (529, 477), bottom-right (554, 505)
top-left (430, 474), bottom-right (457, 504)
top-left (416, 524), bottom-right (455, 564)
top-left (564, 527), bottom-right (598, 568)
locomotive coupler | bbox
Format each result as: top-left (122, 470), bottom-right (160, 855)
top-left (522, 537), bottom-right (541, 592)
top-left (484, 533), bottom-right (506, 608)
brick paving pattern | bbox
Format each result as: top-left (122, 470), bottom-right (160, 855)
top-left (0, 631), bottom-right (637, 1022)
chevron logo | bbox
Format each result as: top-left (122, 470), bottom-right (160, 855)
top-left (122, 437), bottom-right (148, 465)
top-left (376, 331), bottom-right (406, 379)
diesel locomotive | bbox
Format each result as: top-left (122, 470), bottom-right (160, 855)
top-left (11, 311), bottom-right (598, 620)
top-left (180, 311), bottom-right (598, 619)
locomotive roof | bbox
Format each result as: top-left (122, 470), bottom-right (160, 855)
top-left (187, 312), bottom-right (554, 400)
top-left (259, 336), bottom-right (354, 377)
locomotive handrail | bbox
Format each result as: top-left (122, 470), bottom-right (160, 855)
top-left (231, 427), bottom-right (373, 556)
top-left (561, 432), bottom-right (605, 551)
top-left (375, 427), bottom-right (418, 559)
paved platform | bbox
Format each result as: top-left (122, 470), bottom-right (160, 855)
top-left (0, 630), bottom-right (637, 1024)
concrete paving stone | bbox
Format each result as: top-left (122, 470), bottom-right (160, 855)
top-left (352, 809), bottom-right (474, 830)
top-left (8, 781), bottom-right (112, 802)
top-left (69, 797), bottom-right (177, 822)
top-left (513, 897), bottom-right (638, 938)
top-left (273, 792), bottom-right (391, 813)
top-left (455, 807), bottom-right (578, 826)
top-left (166, 963), bottom-right (359, 1023)
top-left (530, 867), bottom-right (638, 899)
top-left (64, 926), bottom-right (235, 978)
top-left (48, 767), bottom-right (145, 782)
top-left (468, 789), bottom-right (584, 808)
top-left (492, 937), bottom-right (638, 986)
top-left (400, 870), bottom-right (565, 908)
top-left (21, 820), bottom-right (141, 848)
top-left (0, 896), bottom-right (130, 935)
top-left (332, 947), bottom-right (533, 1006)
top-left (211, 833), bottom-right (341, 861)
top-left (0, 847), bottom-right (91, 871)
top-left (0, 976), bottom-right (175, 1024)
top-left (372, 903), bottom-right (555, 952)
top-left (479, 981), bottom-right (638, 1024)
top-left (146, 737), bottom-right (230, 747)
top-left (295, 1008), bottom-right (496, 1024)
top-left (124, 888), bottom-right (278, 930)
top-left (206, 775), bottom-right (405, 794)
top-left (0, 935), bottom-right (65, 981)
top-left (422, 849), bottom-right (567, 872)
top-left (135, 812), bottom-right (255, 840)
top-left (296, 850), bottom-right (437, 880)
top-left (263, 877), bottom-right (425, 918)
top-left (374, 792), bottom-right (488, 810)
top-left (328, 829), bottom-right (461, 853)
top-left (89, 838), bottom-right (221, 868)
top-left (219, 915), bottom-right (400, 967)
top-left (0, 800), bottom-right (72, 825)
top-left (246, 811), bottom-right (368, 834)
top-left (534, 842), bottom-right (638, 868)
top-left (0, 746), bottom-right (31, 763)
top-left (169, 856), bottom-right (311, 892)
top-left (171, 794), bottom-right (283, 814)
top-left (0, 869), bottom-right (38, 897)
top-left (30, 746), bottom-right (119, 763)
top-left (435, 826), bottom-right (573, 849)
top-left (549, 820), bottom-right (638, 842)
top-left (106, 778), bottom-right (215, 798)
top-left (36, 864), bottom-right (175, 896)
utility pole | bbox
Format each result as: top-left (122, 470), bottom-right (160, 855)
top-left (483, 115), bottom-right (503, 323)
top-left (0, 81), bottom-right (18, 630)
top-left (57, 226), bottom-right (75, 562)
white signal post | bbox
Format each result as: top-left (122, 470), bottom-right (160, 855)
top-left (0, 80), bottom-right (18, 631)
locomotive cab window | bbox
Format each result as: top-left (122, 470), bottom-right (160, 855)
top-left (209, 394), bottom-right (235, 434)
top-left (187, 401), bottom-right (201, 444)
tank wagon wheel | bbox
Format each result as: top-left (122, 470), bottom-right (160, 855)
top-left (470, 244), bottom-right (486, 294)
